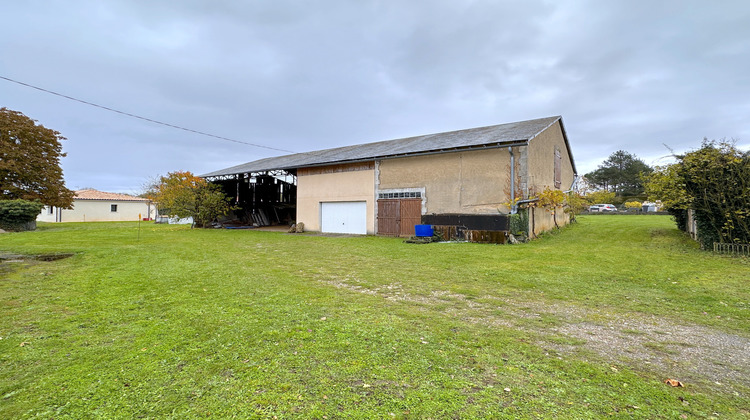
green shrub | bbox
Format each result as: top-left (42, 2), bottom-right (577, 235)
top-left (584, 190), bottom-right (616, 206)
top-left (509, 209), bottom-right (529, 236)
top-left (624, 201), bottom-right (642, 209)
top-left (680, 142), bottom-right (750, 248)
top-left (0, 199), bottom-right (44, 231)
top-left (670, 209), bottom-right (688, 232)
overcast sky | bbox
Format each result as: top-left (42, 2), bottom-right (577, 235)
top-left (3, 1), bottom-right (749, 193)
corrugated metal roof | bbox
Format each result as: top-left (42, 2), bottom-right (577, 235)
top-left (202, 116), bottom-right (566, 177)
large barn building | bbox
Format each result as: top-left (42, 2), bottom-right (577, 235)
top-left (202, 116), bottom-right (577, 241)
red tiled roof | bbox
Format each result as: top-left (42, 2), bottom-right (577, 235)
top-left (74, 189), bottom-right (150, 202)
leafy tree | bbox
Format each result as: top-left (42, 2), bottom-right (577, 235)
top-left (150, 171), bottom-right (233, 228)
top-left (644, 164), bottom-right (690, 211)
top-left (0, 108), bottom-right (74, 208)
top-left (585, 150), bottom-right (653, 196)
top-left (193, 184), bottom-right (233, 228)
top-left (645, 139), bottom-right (750, 247)
top-left (645, 163), bottom-right (692, 231)
top-left (584, 190), bottom-right (616, 206)
top-left (149, 171), bottom-right (197, 217)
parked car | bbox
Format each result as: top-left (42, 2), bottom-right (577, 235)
top-left (589, 204), bottom-right (618, 212)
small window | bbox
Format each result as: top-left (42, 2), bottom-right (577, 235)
top-left (111, 204), bottom-right (118, 212)
top-left (378, 192), bottom-right (422, 199)
top-left (47, 206), bottom-right (54, 215)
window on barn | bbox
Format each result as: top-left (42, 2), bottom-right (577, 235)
top-left (47, 206), bottom-right (54, 215)
top-left (111, 204), bottom-right (118, 212)
top-left (378, 191), bottom-right (422, 199)
top-left (554, 148), bottom-right (562, 189)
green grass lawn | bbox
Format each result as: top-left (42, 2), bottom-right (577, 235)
top-left (1, 216), bottom-right (748, 418)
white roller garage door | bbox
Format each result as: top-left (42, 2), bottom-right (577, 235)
top-left (320, 201), bottom-right (367, 234)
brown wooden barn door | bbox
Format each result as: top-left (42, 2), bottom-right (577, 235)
top-left (399, 198), bottom-right (422, 236)
top-left (377, 198), bottom-right (421, 236)
top-left (377, 199), bottom-right (400, 235)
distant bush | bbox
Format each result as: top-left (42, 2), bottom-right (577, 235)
top-left (624, 201), bottom-right (642, 209)
top-left (584, 190), bottom-right (616, 206)
top-left (0, 199), bottom-right (44, 231)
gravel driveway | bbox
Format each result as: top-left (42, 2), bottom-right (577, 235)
top-left (322, 278), bottom-right (750, 396)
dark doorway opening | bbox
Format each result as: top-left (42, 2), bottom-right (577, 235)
top-left (206, 170), bottom-right (297, 227)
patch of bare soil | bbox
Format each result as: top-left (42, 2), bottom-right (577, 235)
top-left (320, 278), bottom-right (750, 395)
top-left (0, 253), bottom-right (75, 277)
top-left (0, 252), bottom-right (74, 262)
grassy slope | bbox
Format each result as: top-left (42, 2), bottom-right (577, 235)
top-left (0, 216), bottom-right (748, 418)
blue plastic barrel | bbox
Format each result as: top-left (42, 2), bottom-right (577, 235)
top-left (414, 224), bottom-right (433, 237)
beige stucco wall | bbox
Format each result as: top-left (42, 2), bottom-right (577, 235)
top-left (529, 206), bottom-right (571, 236)
top-left (296, 169), bottom-right (376, 233)
top-left (378, 148), bottom-right (517, 214)
top-left (526, 121), bottom-right (576, 194)
top-left (37, 200), bottom-right (152, 223)
top-left (525, 120), bottom-right (576, 235)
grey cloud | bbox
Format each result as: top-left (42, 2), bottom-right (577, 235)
top-left (2, 0), bottom-right (749, 190)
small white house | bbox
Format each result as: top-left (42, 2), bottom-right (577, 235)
top-left (37, 189), bottom-right (155, 223)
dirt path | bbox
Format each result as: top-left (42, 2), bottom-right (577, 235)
top-left (321, 279), bottom-right (750, 396)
